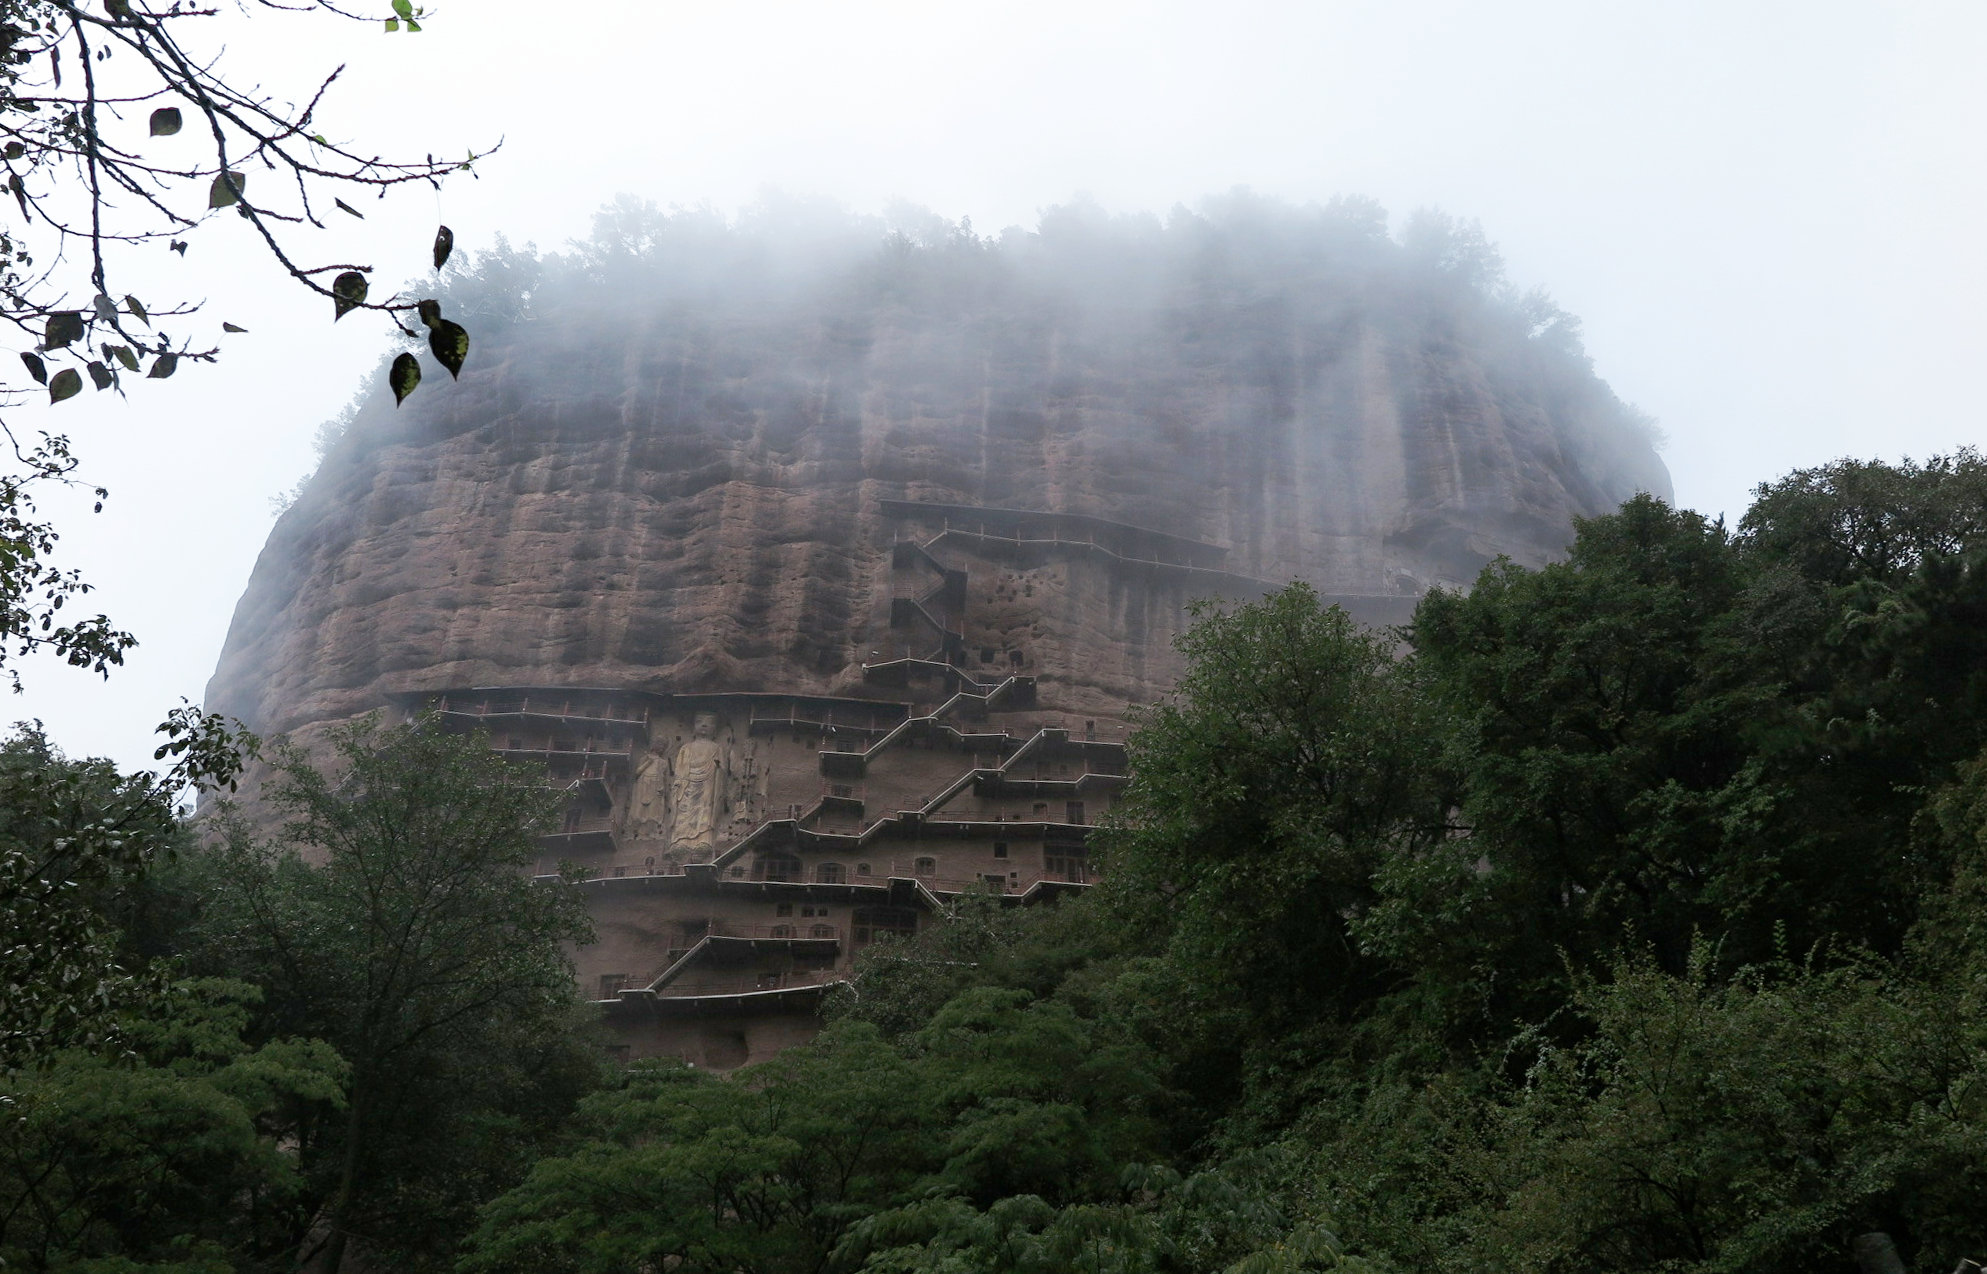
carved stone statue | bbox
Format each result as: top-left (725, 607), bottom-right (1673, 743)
top-left (627, 744), bottom-right (670, 842)
top-left (669, 712), bottom-right (729, 852)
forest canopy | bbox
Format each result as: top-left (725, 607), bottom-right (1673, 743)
top-left (6, 451), bottom-right (1985, 1272)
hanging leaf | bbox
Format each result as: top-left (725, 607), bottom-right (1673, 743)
top-left (124, 294), bottom-right (148, 324)
top-left (169, 240), bottom-right (187, 255)
top-left (9, 172), bottom-right (25, 218)
top-left (104, 344), bottom-right (140, 373)
top-left (48, 368), bottom-right (81, 403)
top-left (86, 360), bottom-right (112, 390)
top-left (384, 17), bottom-right (398, 30)
top-left (405, 18), bottom-right (421, 30)
top-left (222, 321), bottom-right (247, 333)
top-left (146, 351), bottom-right (177, 379)
top-left (335, 197), bottom-right (363, 219)
top-left (3, 141), bottom-right (22, 159)
top-left (44, 311), bottom-right (83, 348)
top-left (148, 107), bottom-right (181, 136)
top-left (207, 170), bottom-right (245, 208)
top-left (428, 319), bottom-right (468, 379)
top-left (19, 351), bottom-right (46, 384)
top-left (388, 350), bottom-right (420, 405)
top-left (91, 293), bottom-right (117, 322)
top-left (332, 270), bottom-right (368, 320)
top-left (417, 298), bottom-right (441, 328)
top-left (432, 223), bottom-right (453, 271)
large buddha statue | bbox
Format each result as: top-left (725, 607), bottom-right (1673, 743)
top-left (668, 712), bottom-right (729, 854)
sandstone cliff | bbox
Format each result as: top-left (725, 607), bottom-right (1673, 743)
top-left (207, 196), bottom-right (1670, 740)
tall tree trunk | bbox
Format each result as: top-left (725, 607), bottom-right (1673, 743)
top-left (316, 1091), bottom-right (369, 1274)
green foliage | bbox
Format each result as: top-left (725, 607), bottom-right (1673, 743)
top-left (1097, 585), bottom-right (1450, 1030)
top-left (0, 979), bottom-right (346, 1272)
top-left (829, 887), bottom-right (1112, 1038)
top-left (1081, 461), bottom-right (1987, 1272)
top-left (465, 983), bottom-right (1177, 1274)
top-left (26, 454), bottom-right (1987, 1272)
top-left (1399, 495), bottom-right (1769, 1013)
top-left (190, 718), bottom-right (600, 1272)
top-left (0, 714), bottom-right (251, 1070)
top-left (835, 1164), bottom-right (1388, 1274)
top-left (1463, 948), bottom-right (1987, 1273)
top-left (462, 1033), bottom-right (928, 1274)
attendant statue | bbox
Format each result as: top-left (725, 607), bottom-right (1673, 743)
top-left (627, 745), bottom-right (669, 842)
top-left (669, 712), bottom-right (729, 852)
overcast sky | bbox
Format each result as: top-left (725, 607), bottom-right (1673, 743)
top-left (11, 0), bottom-right (1984, 774)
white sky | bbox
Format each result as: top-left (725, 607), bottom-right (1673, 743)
top-left (10, 0), bottom-right (1984, 774)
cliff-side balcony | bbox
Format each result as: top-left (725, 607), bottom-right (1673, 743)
top-left (879, 862), bottom-right (1091, 894)
top-left (494, 747), bottom-right (630, 778)
top-left (436, 696), bottom-right (650, 735)
top-left (704, 922), bottom-right (845, 945)
top-left (975, 768), bottom-right (1128, 797)
top-left (537, 815), bottom-right (619, 856)
top-left (644, 965), bottom-right (847, 1002)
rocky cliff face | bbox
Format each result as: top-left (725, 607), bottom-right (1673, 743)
top-left (207, 198), bottom-right (1670, 742)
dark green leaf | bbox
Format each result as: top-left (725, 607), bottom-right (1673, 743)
top-left (146, 352), bottom-right (177, 379)
top-left (125, 295), bottom-right (148, 324)
top-left (86, 361), bottom-right (112, 390)
top-left (148, 107), bottom-right (181, 136)
top-left (332, 271), bottom-right (368, 320)
top-left (19, 350), bottom-right (46, 384)
top-left (428, 319), bottom-right (468, 379)
top-left (48, 367), bottom-right (81, 402)
top-left (169, 239), bottom-right (187, 255)
top-left (3, 141), bottom-right (22, 160)
top-left (222, 321), bottom-right (247, 333)
top-left (44, 311), bottom-right (84, 348)
top-left (335, 197), bottom-right (363, 219)
top-left (104, 344), bottom-right (140, 373)
top-left (207, 170), bottom-right (245, 208)
top-left (389, 350), bottom-right (420, 405)
top-left (417, 298), bottom-right (441, 328)
top-left (432, 224), bottom-right (453, 271)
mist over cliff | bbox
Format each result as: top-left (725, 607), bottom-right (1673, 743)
top-left (209, 193), bottom-right (1669, 737)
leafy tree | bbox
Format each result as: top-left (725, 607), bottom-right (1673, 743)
top-left (1396, 495), bottom-right (1766, 1011)
top-left (0, 977), bottom-right (347, 1272)
top-left (1731, 450), bottom-right (1987, 950)
top-left (1460, 946), bottom-right (1987, 1274)
top-left (1097, 586), bottom-right (1450, 1034)
top-left (465, 984), bottom-right (1175, 1274)
top-left (828, 885), bottom-right (1116, 1040)
top-left (463, 1031), bottom-right (930, 1274)
top-left (835, 1165), bottom-right (1391, 1274)
top-left (0, 710), bottom-right (248, 1070)
top-left (196, 717), bottom-right (596, 1273)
